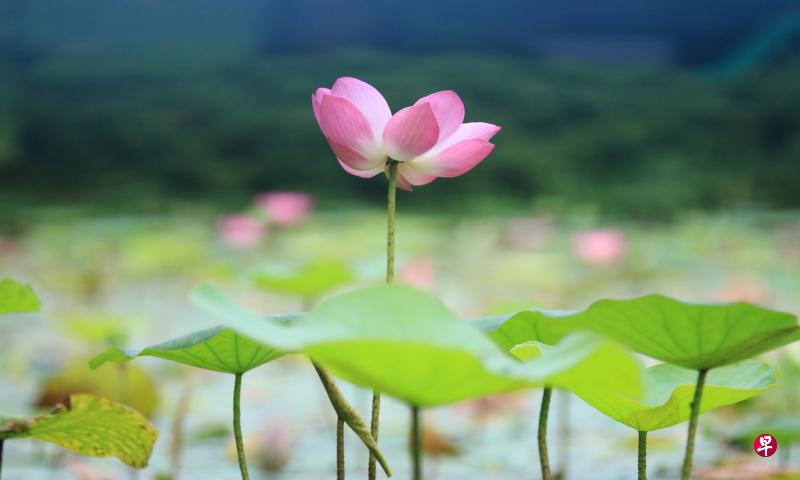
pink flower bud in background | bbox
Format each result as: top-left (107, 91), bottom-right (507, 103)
top-left (399, 257), bottom-right (436, 290)
top-left (229, 422), bottom-right (293, 472)
top-left (717, 274), bottom-right (770, 304)
top-left (255, 191), bottom-right (314, 227)
top-left (253, 423), bottom-right (293, 472)
top-left (217, 215), bottom-right (265, 249)
top-left (572, 229), bottom-right (626, 266)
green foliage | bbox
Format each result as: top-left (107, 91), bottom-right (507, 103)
top-left (0, 278), bottom-right (40, 314)
top-left (252, 260), bottom-right (353, 298)
top-left (192, 283), bottom-right (643, 407)
top-left (577, 359), bottom-right (778, 432)
top-left (484, 294), bottom-right (799, 370)
top-left (90, 326), bottom-right (285, 374)
top-left (0, 394), bottom-right (158, 468)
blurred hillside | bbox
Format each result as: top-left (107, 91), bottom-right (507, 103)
top-left (0, 0), bottom-right (799, 216)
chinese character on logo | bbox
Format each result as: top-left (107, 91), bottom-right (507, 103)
top-left (753, 433), bottom-right (778, 457)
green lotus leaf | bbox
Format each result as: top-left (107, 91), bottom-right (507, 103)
top-left (252, 260), bottom-right (353, 298)
top-left (90, 326), bottom-right (287, 374)
top-left (484, 295), bottom-right (799, 370)
top-left (192, 283), bottom-right (643, 407)
top-left (575, 359), bottom-right (778, 432)
top-left (0, 278), bottom-right (41, 314)
top-left (0, 394), bottom-right (158, 468)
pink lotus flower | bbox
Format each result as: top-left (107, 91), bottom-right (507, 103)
top-left (312, 77), bottom-right (500, 189)
top-left (255, 191), bottom-right (314, 227)
top-left (572, 229), bottom-right (626, 266)
top-left (217, 215), bottom-right (265, 249)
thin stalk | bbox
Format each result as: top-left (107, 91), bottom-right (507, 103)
top-left (638, 431), bottom-right (647, 480)
top-left (538, 387), bottom-right (553, 480)
top-left (411, 405), bottom-right (422, 480)
top-left (233, 372), bottom-right (249, 480)
top-left (304, 297), bottom-right (348, 480)
top-left (681, 369), bottom-right (708, 480)
top-left (556, 390), bottom-right (571, 480)
top-left (1, 439), bottom-right (4, 480)
top-left (369, 159), bottom-right (398, 480)
top-left (313, 363), bottom-right (391, 476)
top-left (337, 417), bottom-right (345, 480)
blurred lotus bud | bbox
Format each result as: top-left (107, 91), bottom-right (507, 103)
top-left (415, 421), bottom-right (460, 458)
top-left (572, 229), bottom-right (626, 266)
top-left (400, 257), bottom-right (436, 290)
top-left (255, 191), bottom-right (314, 227)
top-left (455, 392), bottom-right (528, 424)
top-left (229, 422), bottom-right (293, 472)
top-left (217, 215), bottom-right (265, 249)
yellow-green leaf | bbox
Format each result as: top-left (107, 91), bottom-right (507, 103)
top-left (0, 394), bottom-right (158, 468)
top-left (576, 359), bottom-right (778, 432)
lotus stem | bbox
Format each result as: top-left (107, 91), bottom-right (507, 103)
top-left (538, 387), bottom-right (553, 480)
top-left (681, 369), bottom-right (708, 480)
top-left (312, 363), bottom-right (391, 476)
top-left (638, 431), bottom-right (647, 480)
top-left (556, 390), bottom-right (571, 479)
top-left (410, 405), bottom-right (422, 480)
top-left (305, 296), bottom-right (350, 480)
top-left (337, 417), bottom-right (345, 480)
top-left (369, 159), bottom-right (398, 480)
top-left (1, 439), bottom-right (4, 480)
top-left (232, 372), bottom-right (250, 480)
top-left (386, 160), bottom-right (397, 284)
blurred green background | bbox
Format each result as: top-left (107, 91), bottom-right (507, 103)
top-left (1, 0), bottom-right (799, 217)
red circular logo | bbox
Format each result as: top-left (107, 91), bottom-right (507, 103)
top-left (753, 433), bottom-right (778, 457)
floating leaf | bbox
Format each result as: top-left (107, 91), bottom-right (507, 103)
top-left (0, 278), bottom-right (41, 314)
top-left (0, 394), bottom-right (158, 468)
top-left (38, 359), bottom-right (160, 418)
top-left (252, 260), bottom-right (353, 298)
top-left (484, 295), bottom-right (799, 370)
top-left (192, 283), bottom-right (643, 407)
top-left (575, 359), bottom-right (778, 432)
top-left (90, 326), bottom-right (286, 374)
top-left (59, 312), bottom-right (137, 346)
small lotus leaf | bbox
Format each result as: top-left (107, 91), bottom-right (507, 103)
top-left (0, 278), bottom-right (41, 314)
top-left (253, 260), bottom-right (353, 298)
top-left (0, 394), bottom-right (158, 468)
